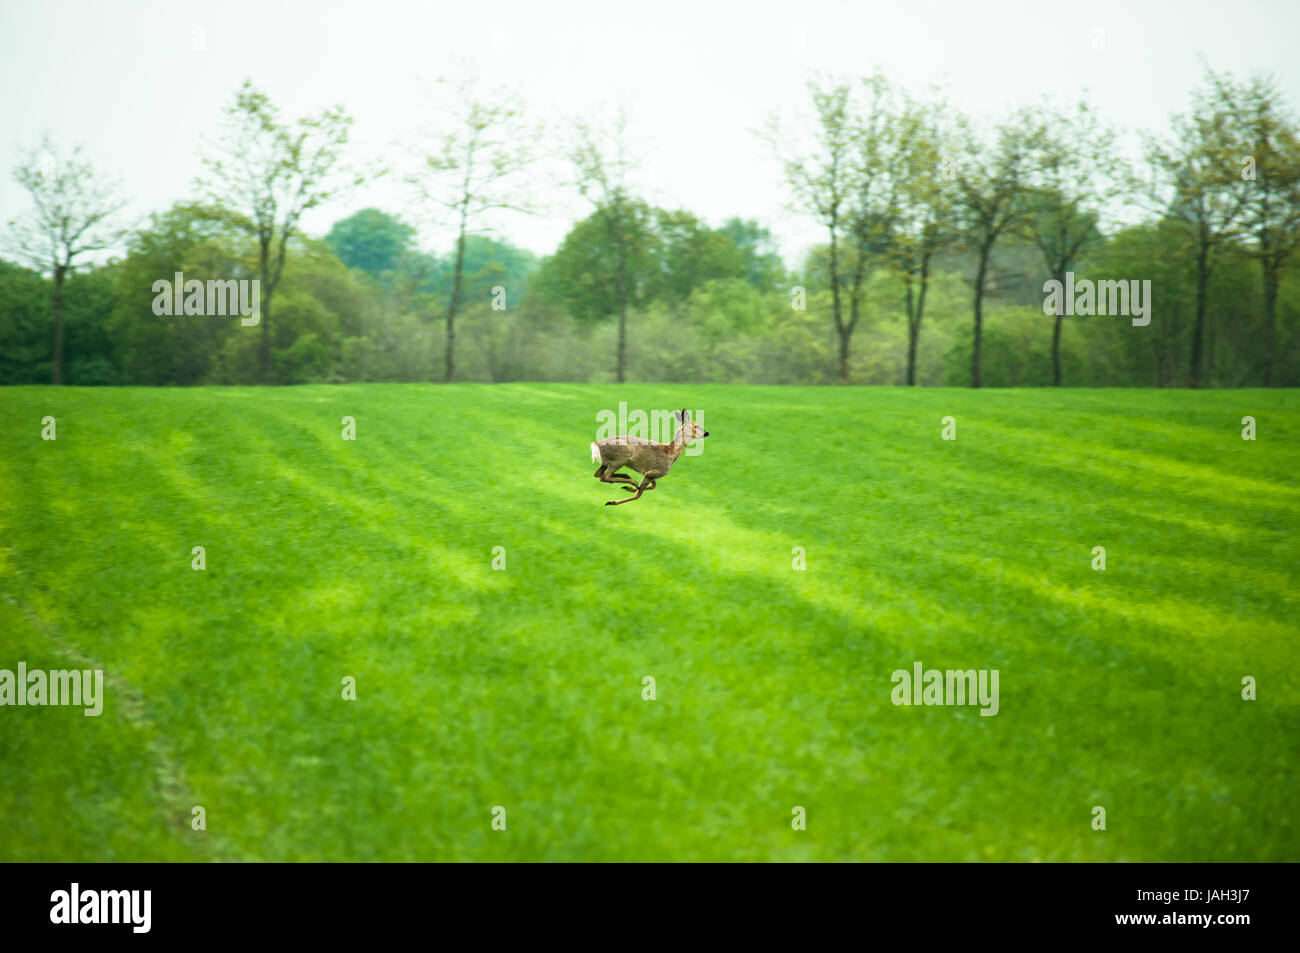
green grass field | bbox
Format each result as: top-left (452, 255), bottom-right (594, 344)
top-left (1, 383), bottom-right (1297, 861)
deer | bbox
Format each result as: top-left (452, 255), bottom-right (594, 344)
top-left (591, 409), bottom-right (708, 506)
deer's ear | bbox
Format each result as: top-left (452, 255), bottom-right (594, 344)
top-left (674, 409), bottom-right (684, 422)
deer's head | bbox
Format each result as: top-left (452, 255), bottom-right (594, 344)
top-left (673, 409), bottom-right (709, 443)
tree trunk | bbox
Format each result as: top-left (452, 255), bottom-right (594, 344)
top-left (614, 235), bottom-right (629, 384)
top-left (842, 236), bottom-right (866, 386)
top-left (904, 275), bottom-right (918, 386)
top-left (1051, 267), bottom-right (1065, 387)
top-left (1189, 247), bottom-right (1208, 389)
top-left (260, 293), bottom-right (274, 384)
top-left (839, 305), bottom-right (856, 385)
top-left (51, 262), bottom-right (66, 385)
top-left (1051, 314), bottom-right (1063, 386)
top-left (445, 223), bottom-right (467, 383)
top-left (828, 222), bottom-right (844, 383)
top-left (1262, 261), bottom-right (1278, 387)
top-left (259, 239), bottom-right (272, 385)
top-left (971, 244), bottom-right (990, 388)
top-left (909, 254), bottom-right (932, 387)
top-left (616, 298), bottom-right (628, 384)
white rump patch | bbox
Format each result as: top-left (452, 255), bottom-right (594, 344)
top-left (590, 441), bottom-right (601, 463)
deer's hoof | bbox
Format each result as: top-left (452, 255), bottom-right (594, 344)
top-left (605, 500), bottom-right (617, 506)
top-left (623, 486), bottom-right (637, 492)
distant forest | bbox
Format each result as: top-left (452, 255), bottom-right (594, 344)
top-left (3, 66), bottom-right (1298, 388)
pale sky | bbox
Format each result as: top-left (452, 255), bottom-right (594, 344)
top-left (2, 0), bottom-right (1298, 267)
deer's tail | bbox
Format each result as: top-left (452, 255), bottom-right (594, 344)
top-left (590, 441), bottom-right (602, 464)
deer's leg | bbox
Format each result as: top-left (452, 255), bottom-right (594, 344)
top-left (607, 474), bottom-right (654, 506)
top-left (599, 467), bottom-right (639, 487)
top-left (622, 476), bottom-right (657, 492)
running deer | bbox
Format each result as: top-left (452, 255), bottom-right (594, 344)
top-left (591, 409), bottom-right (708, 506)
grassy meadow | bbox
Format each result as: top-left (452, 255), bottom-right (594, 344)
top-left (1, 383), bottom-right (1297, 861)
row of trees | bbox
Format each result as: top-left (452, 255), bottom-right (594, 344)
top-left (4, 67), bottom-right (1300, 387)
top-left (766, 69), bottom-right (1300, 387)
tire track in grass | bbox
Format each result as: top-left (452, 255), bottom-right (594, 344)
top-left (0, 586), bottom-right (244, 862)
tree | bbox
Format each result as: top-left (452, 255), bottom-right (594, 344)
top-left (765, 80), bottom-right (853, 383)
top-left (5, 135), bottom-right (128, 384)
top-left (532, 201), bottom-right (655, 328)
top-left (408, 77), bottom-right (536, 382)
top-left (105, 202), bottom-right (243, 385)
top-left (1019, 100), bottom-right (1123, 386)
top-left (768, 75), bottom-right (910, 383)
top-left (196, 79), bottom-right (362, 384)
top-left (0, 260), bottom-right (56, 384)
top-left (953, 109), bottom-right (1040, 387)
top-left (839, 75), bottom-right (911, 384)
top-left (325, 208), bottom-right (415, 277)
top-left (717, 218), bottom-right (786, 290)
top-left (568, 106), bottom-right (645, 383)
top-left (647, 208), bottom-right (746, 306)
top-left (1144, 78), bottom-right (1251, 388)
top-left (1206, 70), bottom-right (1300, 386)
top-left (1080, 223), bottom-right (1185, 386)
top-left (891, 90), bottom-right (958, 386)
top-left (435, 235), bottom-right (537, 307)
